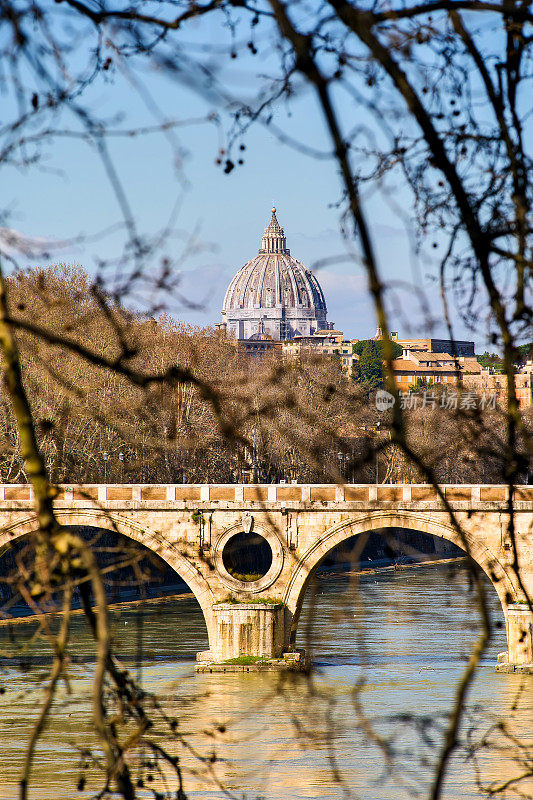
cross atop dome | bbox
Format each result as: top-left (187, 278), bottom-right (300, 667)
top-left (260, 204), bottom-right (289, 254)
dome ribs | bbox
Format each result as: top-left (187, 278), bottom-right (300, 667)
top-left (274, 255), bottom-right (281, 306)
top-left (256, 254), bottom-right (270, 308)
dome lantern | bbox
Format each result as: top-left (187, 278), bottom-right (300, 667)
top-left (260, 206), bottom-right (289, 254)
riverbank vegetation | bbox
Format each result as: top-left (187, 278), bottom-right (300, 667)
top-left (0, 264), bottom-right (528, 486)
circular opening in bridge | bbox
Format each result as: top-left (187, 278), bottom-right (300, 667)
top-left (222, 532), bottom-right (272, 582)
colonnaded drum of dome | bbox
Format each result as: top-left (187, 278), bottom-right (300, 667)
top-left (218, 207), bottom-right (334, 341)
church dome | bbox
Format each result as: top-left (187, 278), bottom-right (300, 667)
top-left (221, 207), bottom-right (329, 341)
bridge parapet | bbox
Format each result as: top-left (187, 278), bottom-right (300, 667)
top-left (0, 484), bottom-right (531, 510)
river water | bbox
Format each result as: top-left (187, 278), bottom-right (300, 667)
top-left (1, 561), bottom-right (532, 800)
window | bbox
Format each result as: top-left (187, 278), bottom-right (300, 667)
top-left (396, 375), bottom-right (402, 382)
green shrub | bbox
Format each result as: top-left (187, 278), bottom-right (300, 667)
top-left (213, 597), bottom-right (282, 605)
top-left (224, 656), bottom-right (269, 665)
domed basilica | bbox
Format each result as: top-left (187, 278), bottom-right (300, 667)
top-left (219, 207), bottom-right (331, 340)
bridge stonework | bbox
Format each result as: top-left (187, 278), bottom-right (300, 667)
top-left (0, 484), bottom-right (532, 669)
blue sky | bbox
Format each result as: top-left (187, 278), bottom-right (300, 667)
top-left (4, 11), bottom-right (488, 347)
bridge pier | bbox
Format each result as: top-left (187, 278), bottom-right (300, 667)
top-left (497, 604), bottom-right (533, 672)
top-left (196, 603), bottom-right (304, 671)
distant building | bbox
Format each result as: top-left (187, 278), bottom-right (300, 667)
top-left (235, 334), bottom-right (283, 358)
top-left (373, 327), bottom-right (475, 357)
top-left (218, 207), bottom-right (333, 341)
top-left (387, 334), bottom-right (532, 409)
top-left (391, 347), bottom-right (482, 393)
top-left (464, 361), bottom-right (533, 410)
top-left (396, 338), bottom-right (475, 357)
top-left (283, 329), bottom-right (344, 355)
top-left (283, 330), bottom-right (359, 375)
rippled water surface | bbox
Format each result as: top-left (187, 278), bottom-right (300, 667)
top-left (1, 562), bottom-right (532, 800)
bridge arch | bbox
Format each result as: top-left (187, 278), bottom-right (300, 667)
top-left (0, 510), bottom-right (217, 647)
top-left (283, 511), bottom-right (517, 647)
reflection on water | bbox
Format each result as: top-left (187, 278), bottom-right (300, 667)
top-left (0, 563), bottom-right (532, 799)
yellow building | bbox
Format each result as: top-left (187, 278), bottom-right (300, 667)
top-left (463, 361), bottom-right (533, 410)
top-left (391, 347), bottom-right (482, 393)
top-left (282, 330), bottom-right (359, 374)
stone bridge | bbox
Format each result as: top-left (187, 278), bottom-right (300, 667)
top-left (0, 483), bottom-right (532, 669)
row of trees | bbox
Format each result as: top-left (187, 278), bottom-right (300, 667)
top-left (477, 343), bottom-right (533, 372)
top-left (0, 264), bottom-right (528, 486)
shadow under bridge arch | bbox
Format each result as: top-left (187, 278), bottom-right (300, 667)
top-left (0, 509), bottom-right (216, 649)
top-left (282, 511), bottom-right (517, 649)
